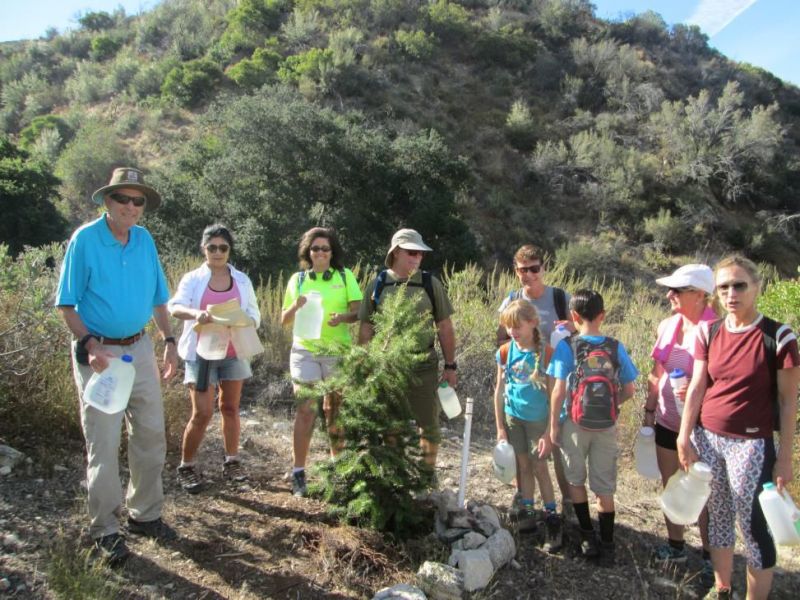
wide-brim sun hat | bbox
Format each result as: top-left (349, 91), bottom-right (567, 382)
top-left (385, 228), bottom-right (433, 268)
top-left (655, 263), bottom-right (715, 294)
top-left (91, 167), bottom-right (161, 210)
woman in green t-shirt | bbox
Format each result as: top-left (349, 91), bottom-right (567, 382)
top-left (280, 227), bottom-right (363, 497)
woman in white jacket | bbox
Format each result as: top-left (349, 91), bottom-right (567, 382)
top-left (168, 224), bottom-right (260, 493)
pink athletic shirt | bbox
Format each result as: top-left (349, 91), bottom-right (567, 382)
top-left (200, 279), bottom-right (241, 359)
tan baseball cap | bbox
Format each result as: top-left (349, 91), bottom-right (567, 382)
top-left (385, 228), bottom-right (433, 267)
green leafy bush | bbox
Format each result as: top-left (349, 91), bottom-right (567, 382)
top-left (278, 47), bottom-right (334, 84)
top-left (221, 0), bottom-right (288, 52)
top-left (759, 275), bottom-right (800, 331)
top-left (226, 45), bottom-right (282, 88)
top-left (18, 115), bottom-right (73, 151)
top-left (393, 29), bottom-right (437, 61)
top-left (643, 208), bottom-right (685, 252)
top-left (423, 0), bottom-right (472, 40)
top-left (78, 11), bottom-right (116, 32)
top-left (90, 35), bottom-right (122, 61)
top-left (504, 99), bottom-right (536, 151)
top-left (161, 59), bottom-right (223, 107)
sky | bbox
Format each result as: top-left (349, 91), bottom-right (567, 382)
top-left (0, 0), bottom-right (797, 86)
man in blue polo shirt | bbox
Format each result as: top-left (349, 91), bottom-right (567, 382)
top-left (56, 167), bottom-right (178, 566)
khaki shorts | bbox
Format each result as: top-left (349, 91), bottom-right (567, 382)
top-left (405, 366), bottom-right (440, 444)
top-left (560, 418), bottom-right (618, 495)
top-left (289, 347), bottom-right (339, 383)
top-left (505, 414), bottom-right (548, 460)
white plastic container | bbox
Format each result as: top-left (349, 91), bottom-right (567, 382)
top-left (669, 368), bottom-right (688, 416)
top-left (197, 323), bottom-right (231, 360)
top-left (437, 382), bottom-right (462, 419)
top-left (759, 483), bottom-right (800, 546)
top-left (635, 426), bottom-right (660, 480)
top-left (660, 462), bottom-right (712, 525)
top-left (293, 291), bottom-right (324, 341)
top-left (492, 440), bottom-right (516, 484)
top-left (83, 355), bottom-right (135, 414)
top-left (550, 324), bottom-right (570, 350)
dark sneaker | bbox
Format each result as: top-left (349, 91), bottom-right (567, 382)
top-left (177, 465), bottom-right (203, 494)
top-left (653, 543), bottom-right (688, 564)
top-left (291, 470), bottom-right (307, 497)
top-left (517, 508), bottom-right (538, 534)
top-left (543, 513), bottom-right (563, 553)
top-left (579, 529), bottom-right (600, 559)
top-left (93, 533), bottom-right (129, 567)
top-left (222, 459), bottom-right (248, 482)
top-left (704, 587), bottom-right (733, 600)
top-left (600, 541), bottom-right (616, 566)
top-left (700, 558), bottom-right (715, 588)
top-left (126, 517), bottom-right (177, 542)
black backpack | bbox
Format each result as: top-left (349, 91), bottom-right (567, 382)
top-left (371, 269), bottom-right (436, 317)
top-left (567, 337), bottom-right (621, 431)
top-left (707, 316), bottom-right (780, 431)
top-left (508, 286), bottom-right (568, 321)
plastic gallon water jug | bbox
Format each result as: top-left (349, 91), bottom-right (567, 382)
top-left (196, 323), bottom-right (231, 360)
top-left (437, 382), bottom-right (462, 419)
top-left (84, 355), bottom-right (135, 414)
top-left (293, 291), bottom-right (324, 341)
top-left (550, 324), bottom-right (570, 350)
top-left (759, 483), bottom-right (800, 546)
top-left (660, 461), bottom-right (712, 525)
top-left (492, 440), bottom-right (516, 484)
top-left (669, 368), bottom-right (688, 416)
top-left (635, 426), bottom-right (660, 480)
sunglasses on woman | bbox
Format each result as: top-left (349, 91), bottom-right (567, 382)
top-left (516, 264), bottom-right (543, 274)
top-left (668, 286), bottom-right (695, 294)
top-left (206, 244), bottom-right (230, 254)
top-left (717, 281), bottom-right (749, 294)
top-left (109, 192), bottom-right (147, 207)
top-left (310, 245), bottom-right (331, 253)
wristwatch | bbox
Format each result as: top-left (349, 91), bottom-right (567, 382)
top-left (444, 362), bottom-right (458, 371)
top-left (79, 333), bottom-right (99, 349)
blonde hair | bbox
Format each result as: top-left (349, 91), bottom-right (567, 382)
top-left (500, 300), bottom-right (542, 348)
top-left (714, 255), bottom-right (762, 286)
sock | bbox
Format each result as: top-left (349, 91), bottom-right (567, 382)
top-left (179, 461), bottom-right (195, 469)
top-left (598, 511), bottom-right (615, 544)
top-left (521, 498), bottom-right (534, 510)
top-left (224, 455), bottom-right (239, 464)
top-left (702, 549), bottom-right (711, 561)
top-left (668, 539), bottom-right (686, 551)
top-left (292, 467), bottom-right (305, 475)
top-left (574, 501), bottom-right (593, 532)
top-left (544, 501), bottom-right (557, 514)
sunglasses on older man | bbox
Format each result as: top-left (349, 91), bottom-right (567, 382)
top-left (402, 249), bottom-right (424, 257)
top-left (109, 192), bottom-right (147, 207)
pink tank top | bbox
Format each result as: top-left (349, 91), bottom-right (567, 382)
top-left (200, 277), bottom-right (241, 359)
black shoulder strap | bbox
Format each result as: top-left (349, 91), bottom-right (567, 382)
top-left (372, 269), bottom-right (436, 316)
top-left (371, 269), bottom-right (389, 309)
top-left (296, 271), bottom-right (306, 292)
top-left (421, 271), bottom-right (437, 317)
top-left (761, 316), bottom-right (780, 431)
top-left (553, 287), bottom-right (568, 321)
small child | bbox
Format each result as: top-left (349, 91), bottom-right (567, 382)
top-left (547, 289), bottom-right (638, 561)
top-left (494, 300), bottom-right (562, 552)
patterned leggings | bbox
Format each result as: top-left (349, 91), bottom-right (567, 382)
top-left (692, 427), bottom-right (776, 570)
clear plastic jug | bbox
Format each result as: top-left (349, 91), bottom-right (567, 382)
top-left (293, 291), bottom-right (323, 341)
top-left (660, 461), bottom-right (712, 525)
top-left (635, 426), bottom-right (660, 480)
top-left (669, 368), bottom-right (687, 416)
top-left (437, 382), bottom-right (461, 419)
top-left (550, 324), bottom-right (570, 350)
top-left (492, 440), bottom-right (516, 484)
top-left (196, 323), bottom-right (231, 360)
top-left (84, 355), bottom-right (135, 414)
top-left (759, 483), bottom-right (800, 546)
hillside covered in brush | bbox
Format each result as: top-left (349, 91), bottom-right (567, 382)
top-left (2, 0), bottom-right (800, 278)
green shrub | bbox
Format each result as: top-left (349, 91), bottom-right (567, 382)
top-left (423, 0), bottom-right (472, 40)
top-left (643, 208), bottom-right (685, 252)
top-left (278, 47), bottom-right (335, 84)
top-left (161, 59), bottom-right (223, 107)
top-left (759, 275), bottom-right (800, 331)
top-left (78, 11), bottom-right (116, 32)
top-left (281, 8), bottom-right (322, 49)
top-left (504, 99), bottom-right (536, 151)
top-left (393, 29), bottom-right (437, 61)
top-left (89, 35), bottom-right (121, 61)
top-left (221, 0), bottom-right (288, 52)
top-left (226, 45), bottom-right (282, 88)
top-left (18, 115), bottom-right (73, 151)
top-left (64, 61), bottom-right (107, 104)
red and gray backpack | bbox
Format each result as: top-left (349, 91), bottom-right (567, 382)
top-left (567, 337), bottom-right (621, 431)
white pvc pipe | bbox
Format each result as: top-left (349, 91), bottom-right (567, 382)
top-left (458, 396), bottom-right (474, 508)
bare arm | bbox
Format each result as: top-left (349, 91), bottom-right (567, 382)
top-left (437, 317), bottom-right (457, 387)
top-left (493, 364), bottom-right (507, 442)
top-left (619, 381), bottom-right (635, 404)
top-left (677, 357), bottom-right (708, 470)
top-left (328, 300), bottom-right (361, 327)
top-left (57, 306), bottom-right (115, 373)
top-left (644, 361), bottom-right (663, 426)
top-left (775, 366), bottom-right (800, 491)
top-left (280, 295), bottom-right (306, 326)
top-left (358, 321), bottom-right (374, 345)
top-left (152, 304), bottom-right (177, 380)
top-left (549, 378), bottom-right (567, 447)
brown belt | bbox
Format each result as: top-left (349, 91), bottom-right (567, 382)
top-left (99, 331), bottom-right (145, 346)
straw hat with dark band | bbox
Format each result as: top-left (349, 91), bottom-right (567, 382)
top-left (91, 167), bottom-right (162, 210)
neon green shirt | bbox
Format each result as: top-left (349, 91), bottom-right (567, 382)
top-left (282, 268), bottom-right (363, 349)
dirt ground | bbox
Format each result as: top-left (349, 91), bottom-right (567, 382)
top-left (1, 400), bottom-right (799, 600)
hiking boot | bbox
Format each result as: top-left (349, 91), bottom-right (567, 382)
top-left (93, 533), bottom-right (129, 567)
top-left (579, 529), bottom-right (600, 559)
top-left (510, 491), bottom-right (524, 519)
top-left (223, 459), bottom-right (248, 482)
top-left (126, 517), bottom-right (177, 542)
top-left (517, 508), bottom-right (538, 534)
top-left (703, 587), bottom-right (733, 600)
top-left (653, 543), bottom-right (688, 564)
top-left (700, 558), bottom-right (715, 588)
top-left (177, 465), bottom-right (203, 494)
top-left (291, 470), bottom-right (307, 497)
top-left (543, 513), bottom-right (563, 553)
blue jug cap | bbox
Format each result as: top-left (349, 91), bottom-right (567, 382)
top-left (670, 368), bottom-right (685, 378)
top-left (556, 324), bottom-right (566, 331)
top-left (121, 354), bottom-right (133, 363)
top-left (763, 482), bottom-right (776, 491)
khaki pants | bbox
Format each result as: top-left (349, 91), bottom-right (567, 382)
top-left (71, 335), bottom-right (166, 539)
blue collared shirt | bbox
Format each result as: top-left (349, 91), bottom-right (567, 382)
top-left (55, 214), bottom-right (169, 338)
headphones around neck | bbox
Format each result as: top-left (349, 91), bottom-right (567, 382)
top-left (308, 269), bottom-right (333, 281)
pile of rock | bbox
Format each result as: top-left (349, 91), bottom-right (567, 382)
top-left (372, 489), bottom-right (516, 599)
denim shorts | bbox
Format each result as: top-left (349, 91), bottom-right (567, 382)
top-left (184, 357), bottom-right (252, 386)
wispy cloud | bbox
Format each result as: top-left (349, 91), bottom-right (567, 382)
top-left (687, 0), bottom-right (759, 37)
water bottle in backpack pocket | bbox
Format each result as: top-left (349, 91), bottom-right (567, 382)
top-left (567, 337), bottom-right (620, 431)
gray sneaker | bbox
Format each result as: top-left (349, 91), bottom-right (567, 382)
top-left (517, 508), bottom-right (538, 534)
top-left (704, 587), bottom-right (733, 600)
top-left (223, 459), bottom-right (248, 482)
top-left (291, 470), bottom-right (307, 497)
top-left (177, 465), bottom-right (203, 494)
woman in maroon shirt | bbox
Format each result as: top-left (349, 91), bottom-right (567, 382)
top-left (677, 256), bottom-right (800, 600)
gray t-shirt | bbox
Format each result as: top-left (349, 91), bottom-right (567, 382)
top-left (497, 286), bottom-right (571, 342)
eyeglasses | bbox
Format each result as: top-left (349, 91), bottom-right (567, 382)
top-left (403, 249), bottom-right (423, 257)
top-left (516, 264), bottom-right (543, 274)
top-left (205, 244), bottom-right (230, 254)
top-left (668, 287), bottom-right (694, 294)
top-left (310, 246), bottom-right (331, 253)
top-left (717, 281), bottom-right (749, 294)
top-left (109, 192), bottom-right (147, 207)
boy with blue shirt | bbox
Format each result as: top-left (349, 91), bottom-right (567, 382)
top-left (547, 289), bottom-right (638, 561)
top-left (494, 300), bottom-right (562, 552)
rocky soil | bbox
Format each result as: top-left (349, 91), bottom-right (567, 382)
top-left (1, 402), bottom-right (799, 599)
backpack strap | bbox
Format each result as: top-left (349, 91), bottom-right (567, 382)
top-left (553, 287), bottom-right (568, 321)
top-left (421, 271), bottom-right (437, 317)
top-left (761, 316), bottom-right (780, 430)
top-left (499, 341), bottom-right (511, 367)
top-left (296, 271), bottom-right (306, 293)
top-left (372, 269), bottom-right (437, 317)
